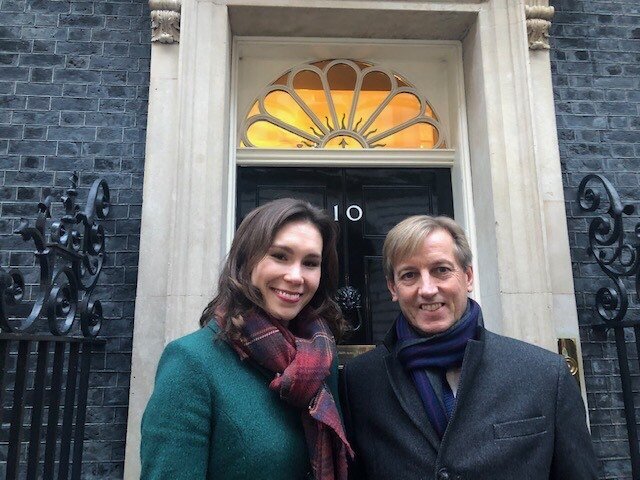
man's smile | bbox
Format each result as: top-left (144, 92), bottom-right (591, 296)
top-left (420, 303), bottom-right (445, 312)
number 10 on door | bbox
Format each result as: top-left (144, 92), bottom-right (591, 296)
top-left (333, 205), bottom-right (363, 222)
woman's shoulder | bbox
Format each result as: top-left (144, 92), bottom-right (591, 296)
top-left (161, 323), bottom-right (233, 367)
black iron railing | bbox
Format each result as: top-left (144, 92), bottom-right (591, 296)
top-left (578, 173), bottom-right (640, 478)
top-left (0, 335), bottom-right (102, 480)
top-left (0, 173), bottom-right (110, 480)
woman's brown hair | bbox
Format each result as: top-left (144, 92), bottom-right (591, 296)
top-left (200, 198), bottom-right (345, 339)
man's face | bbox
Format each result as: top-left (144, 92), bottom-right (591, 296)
top-left (387, 229), bottom-right (473, 336)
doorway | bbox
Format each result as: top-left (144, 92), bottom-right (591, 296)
top-left (237, 166), bottom-right (454, 348)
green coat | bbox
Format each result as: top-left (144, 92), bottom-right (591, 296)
top-left (140, 323), bottom-right (341, 479)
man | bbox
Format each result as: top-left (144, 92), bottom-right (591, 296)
top-left (341, 215), bottom-right (597, 480)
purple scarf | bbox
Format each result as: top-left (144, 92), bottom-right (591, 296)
top-left (396, 299), bottom-right (481, 438)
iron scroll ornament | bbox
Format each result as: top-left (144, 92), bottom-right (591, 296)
top-left (0, 173), bottom-right (110, 337)
top-left (577, 174), bottom-right (640, 326)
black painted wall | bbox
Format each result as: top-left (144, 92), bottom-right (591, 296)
top-left (550, 1), bottom-right (640, 479)
top-left (0, 0), bottom-right (149, 477)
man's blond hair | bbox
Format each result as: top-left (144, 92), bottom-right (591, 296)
top-left (382, 215), bottom-right (472, 279)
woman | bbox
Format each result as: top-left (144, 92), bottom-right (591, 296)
top-left (140, 198), bottom-right (352, 480)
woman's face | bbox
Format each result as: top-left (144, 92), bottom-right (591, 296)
top-left (250, 220), bottom-right (323, 324)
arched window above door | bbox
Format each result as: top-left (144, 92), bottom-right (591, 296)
top-left (239, 59), bottom-right (447, 150)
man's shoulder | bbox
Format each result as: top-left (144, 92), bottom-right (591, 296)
top-left (483, 329), bottom-right (563, 367)
top-left (344, 343), bottom-right (389, 373)
top-left (341, 344), bottom-right (391, 397)
top-left (342, 328), bottom-right (564, 374)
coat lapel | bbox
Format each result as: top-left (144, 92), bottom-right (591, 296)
top-left (381, 321), bottom-right (488, 453)
top-left (384, 352), bottom-right (441, 452)
top-left (446, 330), bottom-right (486, 427)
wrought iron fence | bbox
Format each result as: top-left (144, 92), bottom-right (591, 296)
top-left (0, 335), bottom-right (103, 480)
top-left (578, 173), bottom-right (640, 479)
top-left (0, 173), bottom-right (110, 480)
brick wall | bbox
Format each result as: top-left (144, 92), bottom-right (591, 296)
top-left (550, 0), bottom-right (640, 479)
top-left (1, 0), bottom-right (638, 478)
top-left (0, 0), bottom-right (149, 477)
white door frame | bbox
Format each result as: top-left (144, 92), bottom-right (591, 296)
top-left (229, 38), bottom-right (480, 307)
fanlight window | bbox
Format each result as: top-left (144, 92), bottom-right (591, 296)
top-left (239, 59), bottom-right (446, 150)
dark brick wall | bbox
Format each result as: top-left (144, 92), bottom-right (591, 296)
top-left (0, 0), bottom-right (637, 478)
top-left (0, 0), bottom-right (149, 478)
top-left (550, 1), bottom-right (640, 479)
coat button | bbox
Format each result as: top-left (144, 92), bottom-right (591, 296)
top-left (437, 468), bottom-right (450, 480)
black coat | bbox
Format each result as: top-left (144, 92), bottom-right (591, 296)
top-left (340, 326), bottom-right (598, 480)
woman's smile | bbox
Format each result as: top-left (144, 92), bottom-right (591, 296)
top-left (251, 220), bottom-right (323, 323)
top-left (271, 288), bottom-right (303, 303)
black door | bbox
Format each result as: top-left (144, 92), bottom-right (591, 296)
top-left (237, 167), bottom-right (454, 347)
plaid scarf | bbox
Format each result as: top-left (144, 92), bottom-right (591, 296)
top-left (218, 308), bottom-right (353, 480)
top-left (396, 299), bottom-right (481, 438)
